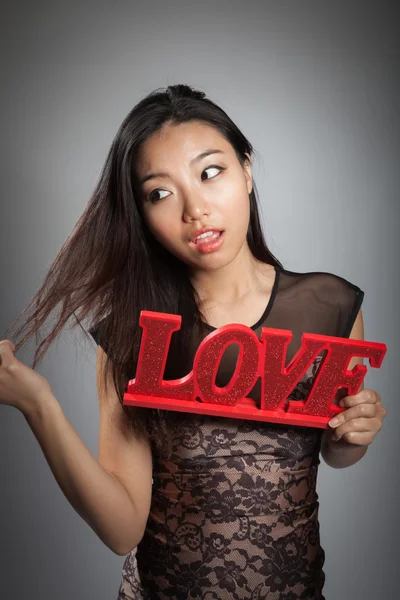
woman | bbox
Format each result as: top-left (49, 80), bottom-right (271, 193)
top-left (0, 84), bottom-right (386, 599)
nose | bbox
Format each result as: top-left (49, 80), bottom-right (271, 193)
top-left (182, 193), bottom-right (211, 223)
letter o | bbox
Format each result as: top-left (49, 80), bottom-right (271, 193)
top-left (194, 325), bottom-right (260, 405)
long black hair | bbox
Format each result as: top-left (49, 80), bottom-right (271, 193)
top-left (3, 83), bottom-right (283, 458)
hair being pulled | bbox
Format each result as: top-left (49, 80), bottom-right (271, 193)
top-left (3, 83), bottom-right (283, 458)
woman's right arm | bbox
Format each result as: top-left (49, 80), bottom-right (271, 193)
top-left (20, 346), bottom-right (153, 556)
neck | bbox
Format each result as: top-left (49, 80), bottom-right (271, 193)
top-left (189, 242), bottom-right (272, 307)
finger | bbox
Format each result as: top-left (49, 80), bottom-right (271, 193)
top-left (328, 403), bottom-right (378, 428)
top-left (340, 430), bottom-right (375, 446)
top-left (339, 388), bottom-right (381, 408)
top-left (333, 417), bottom-right (382, 441)
top-left (0, 340), bottom-right (16, 367)
top-left (0, 339), bottom-right (15, 352)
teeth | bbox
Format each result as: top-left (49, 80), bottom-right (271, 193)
top-left (191, 230), bottom-right (222, 244)
top-left (196, 231), bottom-right (215, 241)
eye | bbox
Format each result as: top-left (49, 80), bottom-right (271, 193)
top-left (147, 188), bottom-right (170, 203)
top-left (201, 165), bottom-right (225, 181)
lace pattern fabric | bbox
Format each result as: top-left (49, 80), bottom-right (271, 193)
top-left (119, 356), bottom-right (326, 600)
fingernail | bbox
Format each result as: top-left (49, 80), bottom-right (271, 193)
top-left (329, 417), bottom-right (340, 427)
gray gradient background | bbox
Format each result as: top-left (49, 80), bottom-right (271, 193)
top-left (0, 1), bottom-right (398, 598)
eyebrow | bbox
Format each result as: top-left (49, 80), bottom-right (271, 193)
top-left (138, 149), bottom-right (225, 186)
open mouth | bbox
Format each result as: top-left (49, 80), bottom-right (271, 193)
top-left (193, 230), bottom-right (223, 245)
top-left (189, 230), bottom-right (225, 253)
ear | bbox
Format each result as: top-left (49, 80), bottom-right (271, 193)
top-left (243, 152), bottom-right (253, 195)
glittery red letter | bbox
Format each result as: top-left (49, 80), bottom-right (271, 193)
top-left (260, 328), bottom-right (326, 411)
top-left (126, 311), bottom-right (194, 400)
top-left (194, 325), bottom-right (260, 406)
top-left (287, 335), bottom-right (386, 418)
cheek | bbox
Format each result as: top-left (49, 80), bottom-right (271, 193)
top-left (219, 186), bottom-right (250, 227)
top-left (145, 208), bottom-right (181, 247)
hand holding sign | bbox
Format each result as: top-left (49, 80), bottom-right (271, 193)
top-left (327, 388), bottom-right (386, 445)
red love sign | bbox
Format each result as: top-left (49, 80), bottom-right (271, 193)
top-left (123, 311), bottom-right (387, 428)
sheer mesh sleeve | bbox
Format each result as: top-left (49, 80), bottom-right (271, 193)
top-left (88, 316), bottom-right (110, 355)
top-left (332, 274), bottom-right (365, 338)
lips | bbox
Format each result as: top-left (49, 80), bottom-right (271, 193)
top-left (189, 230), bottom-right (225, 253)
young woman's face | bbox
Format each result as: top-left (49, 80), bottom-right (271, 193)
top-left (135, 121), bottom-right (253, 270)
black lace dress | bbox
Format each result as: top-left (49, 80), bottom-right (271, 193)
top-left (89, 266), bottom-right (364, 600)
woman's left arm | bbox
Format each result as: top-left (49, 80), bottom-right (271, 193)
top-left (320, 308), bottom-right (387, 469)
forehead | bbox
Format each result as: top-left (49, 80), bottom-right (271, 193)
top-left (135, 121), bottom-right (232, 171)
